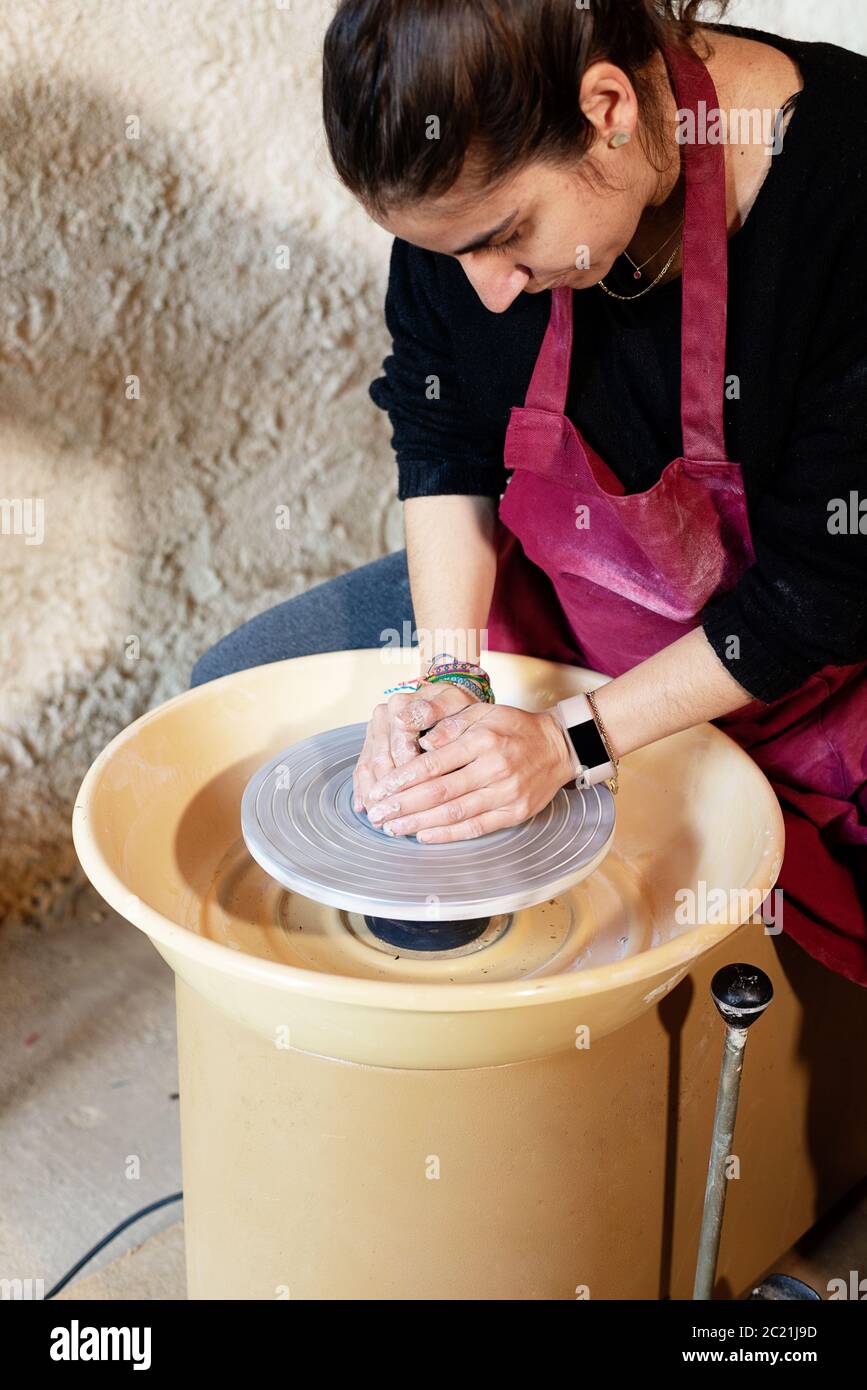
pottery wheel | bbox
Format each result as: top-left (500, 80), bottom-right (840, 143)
top-left (241, 722), bottom-right (616, 921)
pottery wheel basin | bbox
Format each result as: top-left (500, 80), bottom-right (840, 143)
top-left (73, 649), bottom-right (784, 1069)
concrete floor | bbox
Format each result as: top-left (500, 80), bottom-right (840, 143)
top-left (55, 1223), bottom-right (186, 1300)
top-left (2, 874), bottom-right (865, 1301)
top-left (0, 878), bottom-right (181, 1296)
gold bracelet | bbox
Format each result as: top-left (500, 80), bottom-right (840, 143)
top-left (585, 688), bottom-right (620, 796)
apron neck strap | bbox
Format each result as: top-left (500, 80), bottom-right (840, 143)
top-left (523, 284), bottom-right (574, 415)
top-left (663, 39), bottom-right (729, 461)
top-left (523, 39), bottom-right (729, 463)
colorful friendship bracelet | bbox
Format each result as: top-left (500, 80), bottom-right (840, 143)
top-left (427, 671), bottom-right (495, 703)
top-left (383, 652), bottom-right (495, 704)
top-left (425, 666), bottom-right (492, 686)
top-left (382, 672), bottom-right (495, 703)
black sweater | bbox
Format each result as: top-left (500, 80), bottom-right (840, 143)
top-left (369, 24), bottom-right (867, 704)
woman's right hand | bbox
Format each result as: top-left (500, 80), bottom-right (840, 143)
top-left (353, 681), bottom-right (482, 814)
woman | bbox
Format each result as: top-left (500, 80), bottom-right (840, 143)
top-left (192, 1), bottom-right (867, 986)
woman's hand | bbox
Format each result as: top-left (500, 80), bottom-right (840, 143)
top-left (353, 681), bottom-right (483, 813)
top-left (363, 703), bottom-right (574, 841)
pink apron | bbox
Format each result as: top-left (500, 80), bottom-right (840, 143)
top-left (487, 40), bottom-right (867, 987)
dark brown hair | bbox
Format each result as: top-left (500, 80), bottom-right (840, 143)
top-left (323, 0), bottom-right (728, 215)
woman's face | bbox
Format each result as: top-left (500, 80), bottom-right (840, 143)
top-left (376, 61), bottom-right (671, 314)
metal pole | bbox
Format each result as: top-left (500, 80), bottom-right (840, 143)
top-left (693, 963), bottom-right (773, 1301)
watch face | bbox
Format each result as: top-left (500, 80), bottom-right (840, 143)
top-left (567, 716), bottom-right (609, 772)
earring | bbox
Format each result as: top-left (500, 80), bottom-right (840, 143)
top-left (609, 132), bottom-right (631, 148)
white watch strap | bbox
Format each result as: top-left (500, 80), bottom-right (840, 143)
top-left (551, 695), bottom-right (616, 789)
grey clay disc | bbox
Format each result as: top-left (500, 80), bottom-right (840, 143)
top-left (241, 722), bottom-right (616, 921)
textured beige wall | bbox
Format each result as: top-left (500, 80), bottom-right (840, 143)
top-left (0, 0), bottom-right (398, 919)
top-left (0, 0), bottom-right (863, 922)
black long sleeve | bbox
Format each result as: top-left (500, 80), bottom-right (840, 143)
top-left (369, 237), bottom-right (509, 501)
top-left (703, 191), bottom-right (867, 696)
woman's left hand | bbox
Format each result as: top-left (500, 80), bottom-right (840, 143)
top-left (363, 701), bottom-right (574, 842)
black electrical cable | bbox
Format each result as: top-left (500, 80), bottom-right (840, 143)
top-left (43, 1191), bottom-right (183, 1300)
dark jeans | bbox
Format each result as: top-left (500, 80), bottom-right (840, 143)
top-left (190, 549), bottom-right (416, 687)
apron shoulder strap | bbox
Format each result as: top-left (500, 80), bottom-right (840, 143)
top-left (663, 41), bottom-right (729, 462)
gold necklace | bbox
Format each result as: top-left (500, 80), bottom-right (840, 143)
top-left (622, 218), bottom-right (684, 279)
top-left (597, 239), bottom-right (682, 301)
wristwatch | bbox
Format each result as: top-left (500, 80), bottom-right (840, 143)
top-left (550, 693), bottom-right (618, 792)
